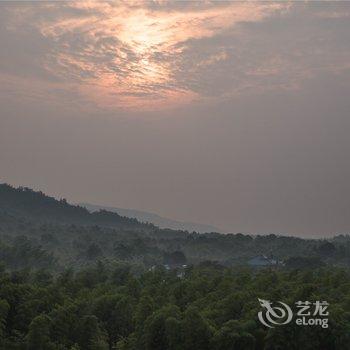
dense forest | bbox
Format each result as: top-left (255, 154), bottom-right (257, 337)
top-left (0, 264), bottom-right (349, 349)
top-left (0, 184), bottom-right (349, 349)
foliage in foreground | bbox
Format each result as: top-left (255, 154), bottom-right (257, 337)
top-left (0, 264), bottom-right (349, 350)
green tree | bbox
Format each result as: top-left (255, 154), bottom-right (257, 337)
top-left (0, 299), bottom-right (9, 346)
top-left (77, 315), bottom-right (105, 350)
top-left (181, 307), bottom-right (213, 350)
top-left (26, 314), bottom-right (55, 350)
top-left (212, 320), bottom-right (255, 350)
top-left (143, 305), bottom-right (181, 350)
top-left (93, 294), bottom-right (133, 350)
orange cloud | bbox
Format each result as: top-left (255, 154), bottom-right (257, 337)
top-left (26, 1), bottom-right (286, 111)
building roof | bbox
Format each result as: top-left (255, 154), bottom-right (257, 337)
top-left (248, 255), bottom-right (278, 266)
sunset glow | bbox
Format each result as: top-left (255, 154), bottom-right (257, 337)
top-left (2, 1), bottom-right (289, 111)
top-left (1, 1), bottom-right (349, 113)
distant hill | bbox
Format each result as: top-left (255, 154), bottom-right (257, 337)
top-left (0, 183), bottom-right (152, 230)
top-left (80, 203), bottom-right (222, 233)
top-left (0, 183), bottom-right (349, 271)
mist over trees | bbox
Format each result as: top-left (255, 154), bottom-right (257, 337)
top-left (0, 184), bottom-right (349, 272)
top-left (0, 184), bottom-right (349, 349)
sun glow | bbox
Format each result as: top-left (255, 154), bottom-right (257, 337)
top-left (12, 1), bottom-right (287, 111)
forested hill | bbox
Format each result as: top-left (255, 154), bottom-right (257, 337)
top-left (0, 183), bottom-right (153, 230)
top-left (0, 186), bottom-right (349, 350)
top-left (0, 183), bottom-right (349, 271)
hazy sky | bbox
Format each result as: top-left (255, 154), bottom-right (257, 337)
top-left (1, 1), bottom-right (350, 237)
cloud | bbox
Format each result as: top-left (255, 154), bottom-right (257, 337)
top-left (0, 1), bottom-right (349, 111)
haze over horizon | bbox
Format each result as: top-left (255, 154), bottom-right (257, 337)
top-left (1, 1), bottom-right (350, 237)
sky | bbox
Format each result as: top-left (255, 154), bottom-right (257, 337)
top-left (1, 1), bottom-right (350, 237)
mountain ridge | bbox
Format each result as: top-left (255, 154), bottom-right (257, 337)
top-left (80, 202), bottom-right (222, 233)
top-left (0, 183), bottom-right (152, 230)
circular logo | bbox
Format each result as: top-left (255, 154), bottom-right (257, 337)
top-left (258, 298), bottom-right (293, 328)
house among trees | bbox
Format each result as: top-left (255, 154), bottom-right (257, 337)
top-left (163, 250), bottom-right (187, 269)
top-left (248, 254), bottom-right (282, 267)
